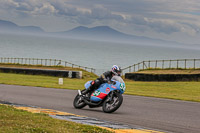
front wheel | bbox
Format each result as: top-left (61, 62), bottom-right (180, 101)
top-left (102, 92), bottom-right (123, 113)
top-left (73, 90), bottom-right (87, 109)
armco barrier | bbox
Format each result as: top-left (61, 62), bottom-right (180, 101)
top-left (122, 59), bottom-right (200, 74)
top-left (0, 67), bottom-right (82, 79)
top-left (125, 73), bottom-right (200, 81)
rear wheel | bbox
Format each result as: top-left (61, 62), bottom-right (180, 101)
top-left (73, 90), bottom-right (87, 109)
top-left (102, 92), bottom-right (123, 113)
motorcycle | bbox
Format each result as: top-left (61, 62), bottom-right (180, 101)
top-left (73, 76), bottom-right (126, 113)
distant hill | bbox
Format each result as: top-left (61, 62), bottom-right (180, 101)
top-left (0, 20), bottom-right (18, 30)
top-left (59, 25), bottom-right (177, 45)
top-left (0, 19), bottom-right (186, 47)
top-left (0, 20), bottom-right (44, 33)
top-left (65, 26), bottom-right (126, 36)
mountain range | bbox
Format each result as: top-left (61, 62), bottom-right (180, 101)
top-left (58, 25), bottom-right (172, 44)
top-left (0, 19), bottom-right (188, 47)
top-left (0, 20), bottom-right (44, 33)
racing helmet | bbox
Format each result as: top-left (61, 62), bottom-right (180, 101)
top-left (111, 65), bottom-right (121, 76)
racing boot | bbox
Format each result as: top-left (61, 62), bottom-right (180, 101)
top-left (82, 82), bottom-right (95, 95)
top-left (85, 85), bottom-right (94, 94)
top-left (81, 85), bottom-right (94, 101)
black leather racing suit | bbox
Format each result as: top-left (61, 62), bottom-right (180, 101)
top-left (89, 71), bottom-right (113, 91)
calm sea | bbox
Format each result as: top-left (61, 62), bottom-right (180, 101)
top-left (0, 33), bottom-right (200, 74)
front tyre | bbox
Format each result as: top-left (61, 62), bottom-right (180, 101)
top-left (73, 90), bottom-right (87, 109)
top-left (102, 92), bottom-right (123, 113)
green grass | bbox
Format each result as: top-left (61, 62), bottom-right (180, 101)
top-left (0, 72), bottom-right (88, 90)
top-left (136, 68), bottom-right (200, 74)
top-left (125, 80), bottom-right (200, 102)
top-left (139, 68), bottom-right (200, 70)
top-left (0, 72), bottom-right (200, 102)
top-left (0, 104), bottom-right (112, 133)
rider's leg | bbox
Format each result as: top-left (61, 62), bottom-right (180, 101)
top-left (83, 79), bottom-right (101, 94)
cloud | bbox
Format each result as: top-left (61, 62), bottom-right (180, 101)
top-left (32, 3), bottom-right (57, 15)
top-left (49, 2), bottom-right (124, 24)
top-left (0, 0), bottom-right (124, 24)
top-left (128, 16), bottom-right (181, 34)
top-left (0, 0), bottom-right (200, 38)
top-left (90, 5), bottom-right (123, 20)
top-left (127, 15), bottom-right (200, 36)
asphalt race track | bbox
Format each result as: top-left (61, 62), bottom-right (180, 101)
top-left (0, 84), bottom-right (199, 133)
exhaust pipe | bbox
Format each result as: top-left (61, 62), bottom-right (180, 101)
top-left (83, 99), bottom-right (102, 106)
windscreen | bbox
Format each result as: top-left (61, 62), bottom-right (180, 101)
top-left (111, 76), bottom-right (124, 83)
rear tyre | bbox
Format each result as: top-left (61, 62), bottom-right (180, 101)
top-left (102, 92), bottom-right (123, 113)
top-left (73, 90), bottom-right (87, 109)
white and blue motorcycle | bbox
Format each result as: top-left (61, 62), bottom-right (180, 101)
top-left (73, 76), bottom-right (126, 113)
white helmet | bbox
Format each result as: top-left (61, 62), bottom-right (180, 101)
top-left (111, 65), bottom-right (121, 76)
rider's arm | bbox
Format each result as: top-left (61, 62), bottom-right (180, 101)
top-left (99, 71), bottom-right (112, 83)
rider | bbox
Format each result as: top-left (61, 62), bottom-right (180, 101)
top-left (83, 65), bottom-right (122, 95)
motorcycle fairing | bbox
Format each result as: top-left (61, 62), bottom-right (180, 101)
top-left (84, 80), bottom-right (125, 102)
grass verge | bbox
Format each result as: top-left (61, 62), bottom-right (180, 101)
top-left (136, 69), bottom-right (200, 74)
top-left (125, 80), bottom-right (200, 102)
top-left (0, 72), bottom-right (200, 102)
top-left (0, 104), bottom-right (112, 133)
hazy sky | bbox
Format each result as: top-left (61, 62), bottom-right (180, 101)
top-left (0, 0), bottom-right (200, 44)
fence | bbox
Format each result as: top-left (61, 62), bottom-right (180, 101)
top-left (0, 57), bottom-right (96, 73)
top-left (122, 59), bottom-right (200, 74)
top-left (2, 57), bottom-right (199, 75)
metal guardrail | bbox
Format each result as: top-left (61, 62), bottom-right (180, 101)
top-left (2, 57), bottom-right (199, 75)
top-left (0, 57), bottom-right (96, 73)
top-left (122, 59), bottom-right (200, 74)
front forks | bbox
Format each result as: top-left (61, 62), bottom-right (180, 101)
top-left (107, 91), bottom-right (114, 102)
top-left (78, 90), bottom-right (82, 95)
